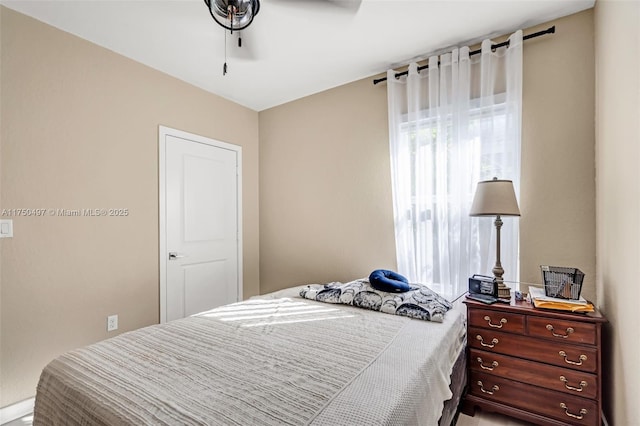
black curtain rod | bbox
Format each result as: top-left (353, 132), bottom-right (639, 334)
top-left (372, 26), bottom-right (555, 85)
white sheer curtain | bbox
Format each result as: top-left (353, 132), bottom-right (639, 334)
top-left (387, 31), bottom-right (522, 299)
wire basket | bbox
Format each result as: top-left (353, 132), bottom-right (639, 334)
top-left (540, 266), bottom-right (584, 300)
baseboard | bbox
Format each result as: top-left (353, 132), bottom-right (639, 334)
top-left (0, 397), bottom-right (34, 425)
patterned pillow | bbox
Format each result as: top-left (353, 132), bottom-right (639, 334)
top-left (299, 279), bottom-right (452, 323)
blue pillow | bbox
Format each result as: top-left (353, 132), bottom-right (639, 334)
top-left (369, 269), bottom-right (411, 293)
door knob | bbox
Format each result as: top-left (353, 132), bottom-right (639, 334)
top-left (168, 252), bottom-right (187, 260)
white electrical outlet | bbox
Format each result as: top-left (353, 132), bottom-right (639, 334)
top-left (107, 314), bottom-right (118, 332)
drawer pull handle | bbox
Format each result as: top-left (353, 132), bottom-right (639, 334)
top-left (477, 357), bottom-right (499, 371)
top-left (560, 402), bottom-right (587, 420)
top-left (476, 335), bottom-right (499, 348)
top-left (546, 324), bottom-right (574, 338)
top-left (559, 351), bottom-right (587, 366)
top-left (477, 381), bottom-right (499, 395)
top-left (560, 376), bottom-right (588, 392)
top-left (484, 315), bottom-right (507, 328)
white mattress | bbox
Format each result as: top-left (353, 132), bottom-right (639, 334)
top-left (34, 287), bottom-right (466, 426)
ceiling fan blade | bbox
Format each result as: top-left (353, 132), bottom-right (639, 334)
top-left (326, 0), bottom-right (362, 12)
top-left (269, 0), bottom-right (362, 14)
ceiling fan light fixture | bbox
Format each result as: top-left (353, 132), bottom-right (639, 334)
top-left (205, 0), bottom-right (260, 32)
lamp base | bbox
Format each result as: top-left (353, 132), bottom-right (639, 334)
top-left (497, 282), bottom-right (511, 299)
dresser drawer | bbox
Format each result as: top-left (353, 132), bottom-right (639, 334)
top-left (528, 315), bottom-right (597, 345)
top-left (469, 371), bottom-right (599, 425)
top-left (469, 327), bottom-right (598, 373)
top-left (468, 308), bottom-right (525, 334)
top-left (469, 348), bottom-right (598, 399)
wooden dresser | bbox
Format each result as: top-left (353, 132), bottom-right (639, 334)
top-left (462, 297), bottom-right (607, 425)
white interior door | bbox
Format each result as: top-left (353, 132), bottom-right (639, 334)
top-left (159, 126), bottom-right (242, 323)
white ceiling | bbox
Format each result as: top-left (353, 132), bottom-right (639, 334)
top-left (2, 0), bottom-right (594, 111)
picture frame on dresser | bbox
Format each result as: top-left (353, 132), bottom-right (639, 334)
top-left (462, 297), bottom-right (607, 426)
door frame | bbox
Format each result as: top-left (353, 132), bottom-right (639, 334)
top-left (158, 125), bottom-right (243, 323)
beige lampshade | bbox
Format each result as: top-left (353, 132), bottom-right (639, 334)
top-left (469, 178), bottom-right (521, 217)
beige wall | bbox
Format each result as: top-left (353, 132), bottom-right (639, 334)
top-left (0, 6), bottom-right (3, 408)
top-left (520, 12), bottom-right (596, 302)
top-left (0, 7), bottom-right (260, 406)
top-left (594, 1), bottom-right (640, 424)
top-left (259, 74), bottom-right (396, 293)
top-left (260, 10), bottom-right (597, 303)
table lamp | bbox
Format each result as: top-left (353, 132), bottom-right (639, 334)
top-left (469, 177), bottom-right (521, 299)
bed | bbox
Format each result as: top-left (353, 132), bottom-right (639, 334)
top-left (33, 285), bottom-right (467, 425)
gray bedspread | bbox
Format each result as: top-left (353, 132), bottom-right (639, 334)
top-left (34, 292), bottom-right (465, 425)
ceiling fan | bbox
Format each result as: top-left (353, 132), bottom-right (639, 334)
top-left (204, 0), bottom-right (361, 74)
top-left (204, 0), bottom-right (260, 34)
